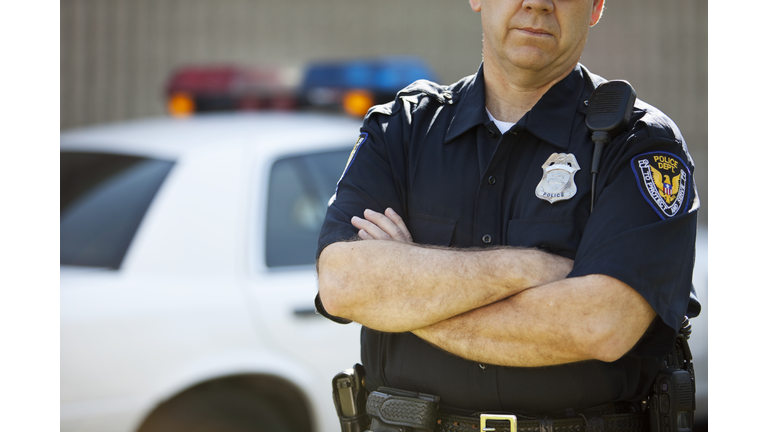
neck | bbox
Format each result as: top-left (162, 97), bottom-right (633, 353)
top-left (483, 59), bottom-right (577, 124)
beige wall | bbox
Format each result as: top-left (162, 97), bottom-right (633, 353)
top-left (60, 0), bottom-right (707, 221)
top-left (581, 1), bottom-right (708, 222)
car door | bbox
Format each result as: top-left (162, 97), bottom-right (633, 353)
top-left (244, 146), bottom-right (362, 429)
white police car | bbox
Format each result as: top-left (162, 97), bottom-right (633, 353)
top-left (61, 112), bottom-right (365, 432)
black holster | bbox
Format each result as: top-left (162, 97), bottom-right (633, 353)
top-left (647, 317), bottom-right (696, 432)
top-left (332, 364), bottom-right (370, 432)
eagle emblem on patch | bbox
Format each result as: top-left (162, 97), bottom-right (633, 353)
top-left (631, 151), bottom-right (690, 219)
top-left (535, 153), bottom-right (580, 203)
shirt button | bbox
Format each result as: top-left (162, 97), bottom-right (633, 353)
top-left (487, 175), bottom-right (496, 186)
top-left (488, 129), bottom-right (496, 138)
top-left (482, 234), bottom-right (492, 244)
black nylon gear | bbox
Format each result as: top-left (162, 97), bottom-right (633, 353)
top-left (366, 387), bottom-right (440, 431)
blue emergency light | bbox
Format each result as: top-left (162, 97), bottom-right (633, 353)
top-left (301, 57), bottom-right (438, 93)
top-left (299, 57), bottom-right (439, 116)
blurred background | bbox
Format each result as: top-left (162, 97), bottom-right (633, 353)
top-left (60, 0), bottom-right (707, 222)
top-left (60, 1), bottom-right (708, 431)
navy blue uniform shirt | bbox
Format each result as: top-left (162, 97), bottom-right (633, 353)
top-left (316, 64), bottom-right (700, 415)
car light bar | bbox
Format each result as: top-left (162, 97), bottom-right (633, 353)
top-left (164, 57), bottom-right (438, 118)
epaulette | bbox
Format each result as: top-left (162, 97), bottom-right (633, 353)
top-left (633, 99), bottom-right (682, 142)
top-left (396, 79), bottom-right (455, 106)
top-left (365, 79), bottom-right (454, 119)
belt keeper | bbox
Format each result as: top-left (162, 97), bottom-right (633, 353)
top-left (579, 413), bottom-right (605, 432)
top-left (538, 418), bottom-right (553, 432)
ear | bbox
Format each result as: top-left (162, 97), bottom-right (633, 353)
top-left (590, 0), bottom-right (605, 26)
top-left (469, 0), bottom-right (481, 13)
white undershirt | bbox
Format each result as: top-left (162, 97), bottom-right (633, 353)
top-left (486, 108), bottom-right (515, 134)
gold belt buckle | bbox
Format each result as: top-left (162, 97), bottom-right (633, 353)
top-left (480, 414), bottom-right (517, 432)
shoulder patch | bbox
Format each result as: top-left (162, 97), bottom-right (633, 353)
top-left (330, 133), bottom-right (368, 205)
top-left (631, 151), bottom-right (691, 220)
top-left (338, 132), bottom-right (368, 184)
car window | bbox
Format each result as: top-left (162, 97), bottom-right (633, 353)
top-left (60, 151), bottom-right (174, 269)
top-left (266, 148), bottom-right (349, 267)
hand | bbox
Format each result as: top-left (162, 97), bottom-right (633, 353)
top-left (351, 208), bottom-right (413, 243)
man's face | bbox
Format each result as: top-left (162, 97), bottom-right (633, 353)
top-left (470, 0), bottom-right (604, 78)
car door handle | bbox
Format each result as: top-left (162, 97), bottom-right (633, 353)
top-left (293, 307), bottom-right (320, 318)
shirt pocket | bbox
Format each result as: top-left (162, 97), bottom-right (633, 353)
top-left (506, 217), bottom-right (582, 259)
top-left (408, 213), bottom-right (456, 246)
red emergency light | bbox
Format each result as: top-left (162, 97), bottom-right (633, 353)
top-left (165, 65), bottom-right (298, 117)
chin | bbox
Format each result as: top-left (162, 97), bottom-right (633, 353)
top-left (506, 54), bottom-right (552, 72)
top-left (497, 44), bottom-right (547, 65)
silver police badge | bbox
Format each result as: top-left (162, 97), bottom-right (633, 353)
top-left (535, 153), bottom-right (580, 203)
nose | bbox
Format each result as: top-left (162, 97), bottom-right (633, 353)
top-left (521, 0), bottom-right (553, 13)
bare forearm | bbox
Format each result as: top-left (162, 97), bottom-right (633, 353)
top-left (411, 274), bottom-right (656, 367)
top-left (317, 240), bottom-right (572, 332)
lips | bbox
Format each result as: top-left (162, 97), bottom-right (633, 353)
top-left (517, 27), bottom-right (551, 36)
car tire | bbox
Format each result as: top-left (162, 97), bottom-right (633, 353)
top-left (137, 380), bottom-right (296, 432)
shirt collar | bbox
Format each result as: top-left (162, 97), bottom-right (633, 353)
top-left (444, 64), bottom-right (489, 143)
top-left (521, 64), bottom-right (587, 149)
top-left (444, 63), bottom-right (589, 150)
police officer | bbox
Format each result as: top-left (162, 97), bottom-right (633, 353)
top-left (317, 0), bottom-right (700, 430)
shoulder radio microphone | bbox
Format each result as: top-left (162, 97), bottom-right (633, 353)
top-left (585, 80), bottom-right (636, 212)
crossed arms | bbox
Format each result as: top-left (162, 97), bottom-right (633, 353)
top-left (317, 208), bottom-right (656, 368)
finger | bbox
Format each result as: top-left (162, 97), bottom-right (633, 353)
top-left (363, 209), bottom-right (408, 242)
top-left (351, 215), bottom-right (391, 240)
top-left (358, 229), bottom-right (374, 240)
top-left (384, 208), bottom-right (413, 243)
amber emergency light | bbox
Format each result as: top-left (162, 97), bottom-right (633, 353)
top-left (167, 92), bottom-right (195, 118)
top-left (342, 90), bottom-right (375, 117)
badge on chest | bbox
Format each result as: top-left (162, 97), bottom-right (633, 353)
top-left (535, 153), bottom-right (580, 203)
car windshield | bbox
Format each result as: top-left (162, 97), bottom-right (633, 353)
top-left (60, 151), bottom-right (174, 269)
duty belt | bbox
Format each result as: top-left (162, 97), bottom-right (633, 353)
top-left (366, 387), bottom-right (648, 432)
top-left (435, 411), bottom-right (648, 432)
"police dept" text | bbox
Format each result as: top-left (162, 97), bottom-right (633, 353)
top-left (653, 155), bottom-right (678, 172)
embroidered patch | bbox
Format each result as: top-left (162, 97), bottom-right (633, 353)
top-left (631, 151), bottom-right (690, 219)
top-left (329, 133), bottom-right (369, 206)
top-left (535, 153), bottom-right (580, 203)
top-left (338, 132), bottom-right (368, 183)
